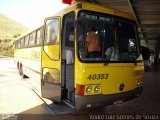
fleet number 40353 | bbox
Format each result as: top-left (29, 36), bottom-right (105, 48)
top-left (87, 74), bottom-right (109, 80)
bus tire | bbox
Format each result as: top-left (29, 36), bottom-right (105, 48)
top-left (18, 64), bottom-right (22, 75)
top-left (17, 62), bottom-right (19, 70)
top-left (19, 64), bottom-right (28, 78)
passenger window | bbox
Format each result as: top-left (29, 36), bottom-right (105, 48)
top-left (21, 38), bottom-right (25, 48)
top-left (45, 19), bottom-right (59, 44)
top-left (36, 29), bottom-right (42, 45)
top-left (29, 32), bottom-right (36, 46)
top-left (25, 36), bottom-right (29, 47)
top-left (18, 40), bottom-right (21, 48)
top-left (15, 41), bottom-right (17, 49)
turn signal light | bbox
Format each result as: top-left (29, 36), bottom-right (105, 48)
top-left (76, 84), bottom-right (85, 95)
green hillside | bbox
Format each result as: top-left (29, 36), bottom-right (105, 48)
top-left (0, 14), bottom-right (28, 40)
top-left (0, 14), bottom-right (28, 56)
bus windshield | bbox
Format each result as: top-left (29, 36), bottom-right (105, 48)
top-left (76, 11), bottom-right (140, 63)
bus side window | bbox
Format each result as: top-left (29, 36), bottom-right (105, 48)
top-left (29, 32), bottom-right (36, 46)
top-left (25, 35), bottom-right (29, 47)
top-left (16, 41), bottom-right (18, 49)
top-left (21, 38), bottom-right (25, 48)
top-left (17, 40), bottom-right (19, 49)
top-left (15, 41), bottom-right (17, 49)
top-left (36, 29), bottom-right (42, 45)
top-left (45, 19), bottom-right (59, 44)
top-left (18, 40), bottom-right (21, 48)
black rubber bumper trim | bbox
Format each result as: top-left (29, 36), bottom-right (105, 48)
top-left (75, 87), bottom-right (143, 110)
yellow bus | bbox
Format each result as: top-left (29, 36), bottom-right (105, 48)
top-left (14, 26), bottom-right (43, 78)
top-left (14, 2), bottom-right (144, 110)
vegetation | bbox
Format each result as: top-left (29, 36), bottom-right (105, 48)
top-left (0, 14), bottom-right (28, 57)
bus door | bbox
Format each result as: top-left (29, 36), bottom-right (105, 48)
top-left (62, 12), bottom-right (75, 104)
top-left (41, 17), bottom-right (62, 102)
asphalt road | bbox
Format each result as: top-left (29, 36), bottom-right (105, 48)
top-left (0, 57), bottom-right (160, 120)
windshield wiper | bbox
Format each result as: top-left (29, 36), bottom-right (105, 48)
top-left (104, 57), bottom-right (111, 66)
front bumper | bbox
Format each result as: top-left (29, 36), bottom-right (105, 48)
top-left (75, 87), bottom-right (143, 110)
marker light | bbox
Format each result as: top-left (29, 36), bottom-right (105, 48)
top-left (62, 0), bottom-right (76, 4)
top-left (86, 86), bottom-right (92, 94)
top-left (62, 0), bottom-right (72, 4)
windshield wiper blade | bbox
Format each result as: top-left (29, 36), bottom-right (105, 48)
top-left (104, 57), bottom-right (110, 66)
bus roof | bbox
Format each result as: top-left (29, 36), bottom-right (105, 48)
top-left (56, 2), bottom-right (135, 21)
top-left (15, 2), bottom-right (135, 41)
top-left (15, 25), bottom-right (43, 41)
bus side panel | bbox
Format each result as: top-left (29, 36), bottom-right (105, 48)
top-left (14, 47), bottom-right (41, 74)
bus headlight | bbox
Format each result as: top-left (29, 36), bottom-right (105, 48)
top-left (86, 86), bottom-right (92, 94)
top-left (94, 85), bottom-right (100, 93)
